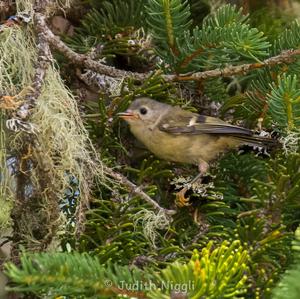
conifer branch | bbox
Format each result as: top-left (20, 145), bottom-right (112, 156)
top-left (168, 49), bottom-right (300, 81)
top-left (163, 0), bottom-right (179, 56)
top-left (103, 166), bottom-right (176, 216)
top-left (34, 14), bottom-right (300, 85)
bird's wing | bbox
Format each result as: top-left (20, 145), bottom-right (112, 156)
top-left (158, 107), bottom-right (252, 136)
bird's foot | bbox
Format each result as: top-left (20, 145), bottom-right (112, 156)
top-left (175, 187), bottom-right (191, 207)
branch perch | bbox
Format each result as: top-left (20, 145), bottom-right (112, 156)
top-left (104, 166), bottom-right (176, 216)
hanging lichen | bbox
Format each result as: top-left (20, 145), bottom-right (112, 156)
top-left (0, 21), bottom-right (104, 250)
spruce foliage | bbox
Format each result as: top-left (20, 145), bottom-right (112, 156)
top-left (2, 0), bottom-right (300, 298)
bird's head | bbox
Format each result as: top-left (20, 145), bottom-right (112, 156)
top-left (118, 97), bottom-right (170, 127)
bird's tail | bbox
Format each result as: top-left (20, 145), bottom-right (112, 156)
top-left (234, 134), bottom-right (278, 148)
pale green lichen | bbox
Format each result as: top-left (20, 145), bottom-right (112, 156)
top-left (0, 114), bottom-right (13, 234)
top-left (279, 130), bottom-right (300, 155)
top-left (0, 25), bottom-right (105, 243)
top-left (133, 208), bottom-right (170, 247)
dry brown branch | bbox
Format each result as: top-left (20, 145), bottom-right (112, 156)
top-left (104, 166), bottom-right (176, 216)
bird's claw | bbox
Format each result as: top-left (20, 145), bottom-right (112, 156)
top-left (175, 187), bottom-right (191, 207)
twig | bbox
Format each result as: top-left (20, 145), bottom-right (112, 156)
top-left (104, 166), bottom-right (176, 216)
top-left (34, 13), bottom-right (300, 83)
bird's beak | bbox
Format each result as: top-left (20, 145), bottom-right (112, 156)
top-left (117, 110), bottom-right (140, 120)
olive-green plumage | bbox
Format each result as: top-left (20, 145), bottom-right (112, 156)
top-left (119, 97), bottom-right (274, 172)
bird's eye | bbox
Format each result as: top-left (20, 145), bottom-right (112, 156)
top-left (139, 107), bottom-right (148, 115)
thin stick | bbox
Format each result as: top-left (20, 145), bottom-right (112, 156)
top-left (104, 166), bottom-right (176, 216)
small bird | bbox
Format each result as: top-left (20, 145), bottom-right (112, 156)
top-left (118, 97), bottom-right (275, 206)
